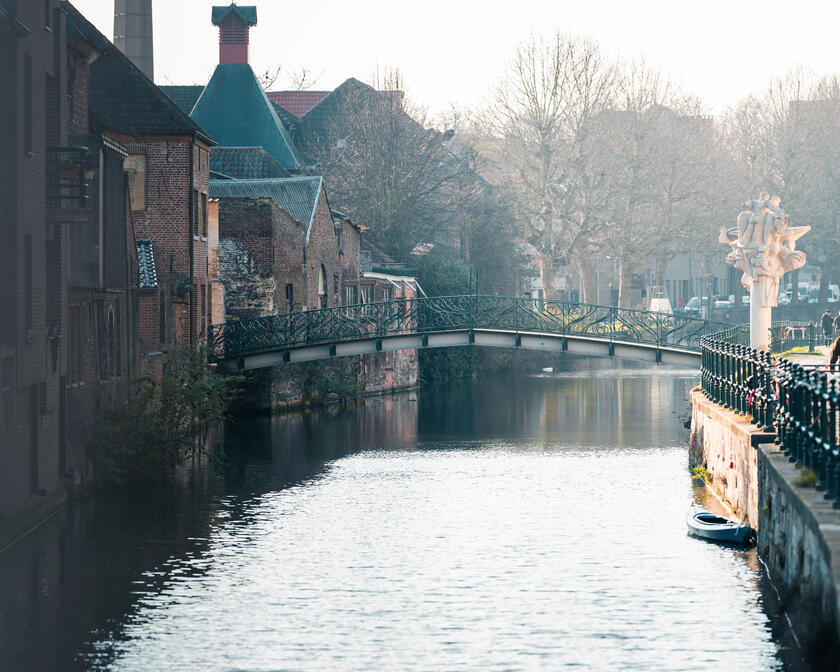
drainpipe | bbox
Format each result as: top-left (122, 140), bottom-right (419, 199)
top-left (188, 137), bottom-right (194, 344)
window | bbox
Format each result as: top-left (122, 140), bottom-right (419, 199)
top-left (201, 193), bottom-right (208, 237)
top-left (124, 155), bottom-right (146, 210)
top-left (24, 236), bottom-right (32, 339)
top-left (24, 55), bottom-right (32, 154)
top-left (318, 265), bottom-right (327, 309)
top-left (1, 357), bottom-right (15, 427)
top-left (285, 283), bottom-right (294, 312)
top-left (159, 289), bottom-right (167, 346)
top-left (345, 285), bottom-right (357, 306)
top-left (382, 288), bottom-right (392, 302)
top-left (199, 284), bottom-right (206, 336)
top-left (360, 286), bottom-right (374, 304)
top-left (192, 189), bottom-right (199, 237)
top-left (69, 305), bottom-right (84, 384)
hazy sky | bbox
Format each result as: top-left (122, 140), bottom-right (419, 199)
top-left (70, 0), bottom-right (840, 118)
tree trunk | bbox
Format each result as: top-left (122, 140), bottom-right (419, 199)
top-left (618, 255), bottom-right (633, 308)
top-left (654, 256), bottom-right (668, 288)
top-left (819, 264), bottom-right (829, 304)
top-left (578, 255), bottom-right (597, 304)
top-left (539, 253), bottom-right (558, 300)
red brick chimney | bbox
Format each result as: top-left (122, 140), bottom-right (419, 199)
top-left (212, 4), bottom-right (258, 65)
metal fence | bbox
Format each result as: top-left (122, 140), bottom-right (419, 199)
top-left (208, 295), bottom-right (731, 363)
top-left (701, 323), bottom-right (840, 509)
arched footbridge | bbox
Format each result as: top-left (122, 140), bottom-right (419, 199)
top-left (208, 296), bottom-right (730, 371)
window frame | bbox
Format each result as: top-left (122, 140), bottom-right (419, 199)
top-left (124, 155), bottom-right (147, 211)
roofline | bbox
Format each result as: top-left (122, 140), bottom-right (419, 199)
top-left (63, 2), bottom-right (216, 146)
top-left (305, 176), bottom-right (325, 248)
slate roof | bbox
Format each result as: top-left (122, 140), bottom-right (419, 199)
top-left (160, 85), bottom-right (205, 115)
top-left (210, 147), bottom-right (291, 179)
top-left (137, 239), bottom-right (158, 289)
top-left (209, 177), bottom-right (323, 244)
top-left (191, 64), bottom-right (303, 170)
top-left (267, 91), bottom-right (329, 118)
top-left (211, 4), bottom-right (257, 26)
top-left (63, 3), bottom-right (214, 145)
top-left (269, 101), bottom-right (299, 139)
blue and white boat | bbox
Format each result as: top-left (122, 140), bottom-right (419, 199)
top-left (686, 503), bottom-right (754, 545)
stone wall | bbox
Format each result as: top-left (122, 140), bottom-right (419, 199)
top-left (691, 389), bottom-right (840, 667)
top-left (689, 390), bottom-right (765, 527)
top-left (758, 446), bottom-right (840, 668)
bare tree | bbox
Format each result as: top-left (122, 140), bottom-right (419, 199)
top-left (300, 70), bottom-right (474, 257)
top-left (490, 32), bottom-right (616, 299)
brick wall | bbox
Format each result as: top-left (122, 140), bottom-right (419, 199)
top-left (0, 0), bottom-right (68, 522)
top-left (125, 138), bottom-right (211, 348)
top-left (303, 189), bottom-right (342, 310)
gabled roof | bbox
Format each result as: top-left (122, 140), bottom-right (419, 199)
top-left (269, 101), bottom-right (299, 138)
top-left (211, 5), bottom-right (257, 26)
top-left (267, 91), bottom-right (329, 118)
top-left (209, 177), bottom-right (324, 244)
top-left (160, 85), bottom-right (205, 115)
top-left (63, 3), bottom-right (214, 145)
top-left (210, 147), bottom-right (291, 179)
top-left (191, 64), bottom-right (303, 170)
top-left (137, 239), bottom-right (158, 289)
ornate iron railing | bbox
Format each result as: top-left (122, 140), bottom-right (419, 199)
top-left (701, 323), bottom-right (840, 509)
top-left (208, 295), bottom-right (731, 362)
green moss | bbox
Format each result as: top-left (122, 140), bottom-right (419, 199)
top-left (793, 467), bottom-right (819, 488)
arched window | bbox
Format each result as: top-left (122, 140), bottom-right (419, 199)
top-left (318, 265), bottom-right (327, 308)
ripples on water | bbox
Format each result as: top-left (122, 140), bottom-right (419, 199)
top-left (0, 360), bottom-right (792, 670)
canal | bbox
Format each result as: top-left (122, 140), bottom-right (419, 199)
top-left (0, 359), bottom-right (805, 670)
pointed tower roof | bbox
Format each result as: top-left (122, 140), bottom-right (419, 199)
top-left (191, 64), bottom-right (303, 171)
top-left (211, 5), bottom-right (257, 26)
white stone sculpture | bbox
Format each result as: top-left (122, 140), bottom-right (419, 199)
top-left (719, 194), bottom-right (809, 350)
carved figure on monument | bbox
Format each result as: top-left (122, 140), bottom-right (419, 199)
top-left (719, 193), bottom-right (809, 308)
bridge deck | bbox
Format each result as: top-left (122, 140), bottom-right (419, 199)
top-left (210, 296), bottom-right (723, 371)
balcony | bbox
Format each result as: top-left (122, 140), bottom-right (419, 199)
top-left (46, 146), bottom-right (91, 209)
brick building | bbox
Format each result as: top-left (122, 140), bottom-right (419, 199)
top-left (0, 0), bottom-right (219, 543)
top-left (0, 0), bottom-right (152, 537)
top-left (210, 177), bottom-right (342, 317)
top-left (0, 0), bottom-right (81, 537)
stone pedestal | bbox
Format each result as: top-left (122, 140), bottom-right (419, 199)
top-left (749, 286), bottom-right (771, 351)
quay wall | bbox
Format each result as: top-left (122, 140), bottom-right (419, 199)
top-left (690, 389), bottom-right (840, 669)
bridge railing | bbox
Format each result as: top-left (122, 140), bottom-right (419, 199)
top-left (701, 322), bottom-right (840, 509)
top-left (208, 295), bottom-right (730, 362)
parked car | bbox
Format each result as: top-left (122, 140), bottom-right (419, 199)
top-left (727, 294), bottom-right (750, 305)
top-left (684, 296), bottom-right (705, 314)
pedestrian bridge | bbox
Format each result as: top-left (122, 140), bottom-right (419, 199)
top-left (208, 296), bottom-right (729, 371)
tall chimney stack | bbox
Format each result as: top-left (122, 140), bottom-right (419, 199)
top-left (212, 5), bottom-right (258, 65)
top-left (114, 0), bottom-right (154, 81)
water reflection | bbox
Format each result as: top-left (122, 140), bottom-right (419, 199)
top-left (0, 359), bottom-right (799, 671)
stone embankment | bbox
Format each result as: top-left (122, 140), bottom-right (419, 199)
top-left (691, 389), bottom-right (840, 669)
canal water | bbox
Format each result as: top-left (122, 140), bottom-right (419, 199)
top-left (0, 359), bottom-right (805, 670)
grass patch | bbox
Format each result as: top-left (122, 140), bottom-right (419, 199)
top-left (793, 467), bottom-right (819, 488)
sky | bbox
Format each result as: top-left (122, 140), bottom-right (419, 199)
top-left (70, 0), bottom-right (840, 119)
